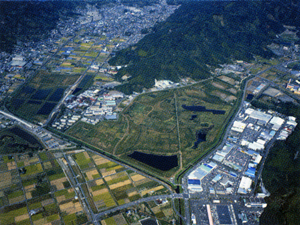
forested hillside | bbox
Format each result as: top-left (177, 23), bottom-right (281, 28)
top-left (251, 101), bottom-right (300, 225)
top-left (110, 0), bottom-right (300, 94)
top-left (0, 1), bottom-right (86, 53)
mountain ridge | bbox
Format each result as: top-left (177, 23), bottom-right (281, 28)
top-left (109, 0), bottom-right (300, 94)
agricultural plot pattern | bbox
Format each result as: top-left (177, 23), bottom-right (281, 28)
top-left (72, 152), bottom-right (169, 211)
top-left (0, 149), bottom-right (170, 224)
top-left (7, 34), bottom-right (113, 124)
top-left (101, 198), bottom-right (177, 225)
top-left (7, 70), bottom-right (79, 123)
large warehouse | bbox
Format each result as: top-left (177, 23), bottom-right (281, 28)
top-left (245, 108), bottom-right (272, 124)
top-left (188, 162), bottom-right (217, 192)
top-left (238, 176), bottom-right (252, 194)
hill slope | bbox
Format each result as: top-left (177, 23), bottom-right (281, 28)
top-left (0, 1), bottom-right (86, 53)
top-left (109, 1), bottom-right (300, 94)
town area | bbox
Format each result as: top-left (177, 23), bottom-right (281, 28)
top-left (1, 1), bottom-right (300, 225)
top-left (184, 104), bottom-right (296, 225)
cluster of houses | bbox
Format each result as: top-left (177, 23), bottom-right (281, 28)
top-left (52, 114), bottom-right (81, 131)
top-left (82, 90), bottom-right (123, 124)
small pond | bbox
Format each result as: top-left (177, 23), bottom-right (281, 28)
top-left (128, 151), bottom-right (178, 171)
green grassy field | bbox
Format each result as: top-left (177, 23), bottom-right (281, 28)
top-left (20, 163), bottom-right (43, 177)
top-left (67, 79), bottom-right (239, 177)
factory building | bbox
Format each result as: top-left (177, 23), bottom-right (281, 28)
top-left (269, 116), bottom-right (285, 130)
top-left (188, 161), bottom-right (217, 192)
top-left (231, 121), bottom-right (246, 133)
top-left (245, 108), bottom-right (272, 124)
top-left (245, 167), bottom-right (256, 178)
top-left (154, 79), bottom-right (174, 89)
top-left (245, 198), bottom-right (267, 208)
top-left (238, 176), bottom-right (252, 194)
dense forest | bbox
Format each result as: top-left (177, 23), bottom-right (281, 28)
top-left (110, 0), bottom-right (300, 94)
top-left (251, 101), bottom-right (300, 225)
top-left (0, 1), bottom-right (87, 53)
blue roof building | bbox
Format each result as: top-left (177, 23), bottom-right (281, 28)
top-left (188, 179), bottom-right (201, 185)
top-left (245, 167), bottom-right (256, 178)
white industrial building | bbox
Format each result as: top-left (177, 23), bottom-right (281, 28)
top-left (11, 55), bottom-right (26, 68)
top-left (245, 108), bottom-right (272, 124)
top-left (253, 154), bottom-right (262, 164)
top-left (245, 199), bottom-right (267, 208)
top-left (238, 176), bottom-right (252, 194)
top-left (269, 116), bottom-right (285, 131)
top-left (248, 141), bottom-right (265, 151)
top-left (108, 90), bottom-right (124, 99)
top-left (240, 139), bottom-right (249, 146)
top-left (154, 79), bottom-right (174, 89)
top-left (212, 154), bottom-right (224, 162)
top-left (187, 162), bottom-right (217, 193)
top-left (231, 121), bottom-right (246, 133)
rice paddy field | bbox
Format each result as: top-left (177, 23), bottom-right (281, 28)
top-left (6, 69), bottom-right (79, 123)
top-left (101, 198), bottom-right (178, 225)
top-left (0, 149), bottom-right (171, 224)
top-left (0, 151), bottom-right (87, 225)
top-left (6, 33), bottom-right (112, 124)
top-left (70, 151), bottom-right (170, 212)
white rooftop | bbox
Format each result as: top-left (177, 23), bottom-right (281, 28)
top-left (239, 176), bottom-right (252, 190)
top-left (248, 142), bottom-right (265, 151)
top-left (269, 116), bottom-right (285, 126)
top-left (232, 121), bottom-right (246, 133)
top-left (245, 108), bottom-right (272, 123)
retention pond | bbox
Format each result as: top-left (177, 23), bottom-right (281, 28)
top-left (128, 151), bottom-right (178, 171)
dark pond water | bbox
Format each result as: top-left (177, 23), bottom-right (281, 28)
top-left (193, 131), bottom-right (207, 148)
top-left (48, 88), bottom-right (65, 102)
top-left (20, 86), bottom-right (35, 94)
top-left (278, 41), bottom-right (292, 46)
top-left (37, 102), bottom-right (56, 115)
top-left (128, 151), bottom-right (178, 171)
top-left (11, 99), bottom-right (25, 109)
top-left (190, 115), bottom-right (197, 120)
top-left (141, 218), bottom-right (157, 225)
top-left (78, 75), bottom-right (92, 88)
top-left (246, 94), bottom-right (254, 100)
top-left (182, 105), bottom-right (225, 114)
top-left (31, 89), bottom-right (52, 100)
top-left (9, 126), bottom-right (42, 146)
top-left (73, 88), bottom-right (82, 95)
top-left (27, 100), bottom-right (42, 105)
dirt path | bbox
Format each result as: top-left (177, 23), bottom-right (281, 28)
top-left (174, 93), bottom-right (183, 170)
top-left (113, 115), bottom-right (130, 155)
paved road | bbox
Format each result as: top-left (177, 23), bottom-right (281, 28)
top-left (181, 59), bottom-right (298, 225)
top-left (2, 55), bottom-right (299, 224)
top-left (0, 110), bottom-right (35, 129)
top-left (250, 123), bottom-right (284, 195)
top-left (94, 193), bottom-right (184, 221)
top-left (83, 147), bottom-right (174, 192)
top-left (55, 153), bottom-right (95, 222)
top-left (44, 48), bottom-right (102, 127)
